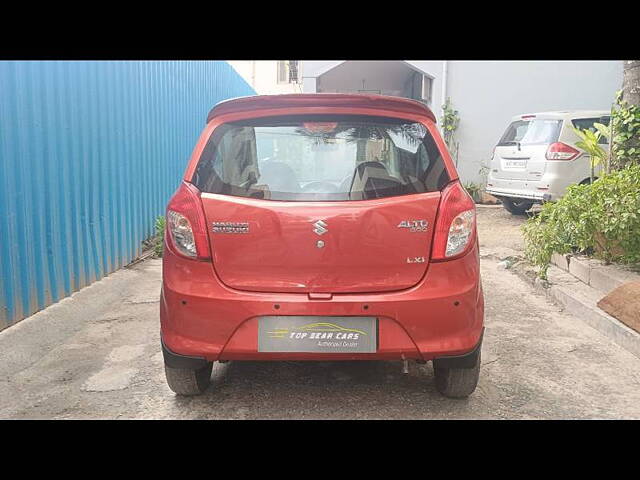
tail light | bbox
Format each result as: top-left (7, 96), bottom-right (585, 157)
top-left (165, 182), bottom-right (211, 260)
top-left (546, 142), bottom-right (580, 161)
top-left (431, 181), bottom-right (476, 261)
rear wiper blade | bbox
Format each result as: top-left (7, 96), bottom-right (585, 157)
top-left (500, 141), bottom-right (522, 150)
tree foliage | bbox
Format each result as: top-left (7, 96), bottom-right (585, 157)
top-left (610, 91), bottom-right (640, 170)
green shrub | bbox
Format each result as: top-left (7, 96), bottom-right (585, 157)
top-left (154, 215), bottom-right (166, 257)
top-left (522, 165), bottom-right (640, 278)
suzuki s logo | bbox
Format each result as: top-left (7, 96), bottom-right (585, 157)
top-left (312, 220), bottom-right (328, 236)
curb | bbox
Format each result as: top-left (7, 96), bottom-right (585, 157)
top-left (549, 282), bottom-right (640, 359)
top-left (550, 253), bottom-right (640, 295)
top-left (504, 259), bottom-right (640, 360)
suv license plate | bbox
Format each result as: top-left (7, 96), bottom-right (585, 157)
top-left (258, 316), bottom-right (377, 353)
top-left (505, 160), bottom-right (527, 168)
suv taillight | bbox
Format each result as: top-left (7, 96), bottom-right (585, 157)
top-left (166, 182), bottom-right (211, 260)
top-left (546, 142), bottom-right (580, 161)
top-left (431, 181), bottom-right (477, 261)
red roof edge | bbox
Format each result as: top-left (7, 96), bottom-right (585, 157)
top-left (206, 93), bottom-right (437, 123)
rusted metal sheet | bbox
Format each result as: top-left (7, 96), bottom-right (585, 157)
top-left (0, 61), bottom-right (254, 330)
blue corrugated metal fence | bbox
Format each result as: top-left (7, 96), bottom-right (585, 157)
top-left (0, 61), bottom-right (255, 330)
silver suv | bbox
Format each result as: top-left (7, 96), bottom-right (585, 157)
top-left (486, 110), bottom-right (610, 215)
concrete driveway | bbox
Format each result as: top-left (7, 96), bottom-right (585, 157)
top-left (2, 207), bottom-right (640, 419)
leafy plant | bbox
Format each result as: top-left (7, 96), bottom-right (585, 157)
top-left (522, 165), bottom-right (640, 278)
top-left (154, 215), bottom-right (166, 257)
top-left (572, 124), bottom-right (609, 182)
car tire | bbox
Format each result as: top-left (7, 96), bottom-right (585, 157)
top-left (501, 198), bottom-right (533, 215)
top-left (164, 361), bottom-right (213, 396)
top-left (433, 352), bottom-right (481, 398)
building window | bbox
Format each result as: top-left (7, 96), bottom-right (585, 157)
top-left (421, 75), bottom-right (432, 104)
top-left (277, 61), bottom-right (301, 84)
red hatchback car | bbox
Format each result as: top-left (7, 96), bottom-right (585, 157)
top-left (160, 94), bottom-right (484, 398)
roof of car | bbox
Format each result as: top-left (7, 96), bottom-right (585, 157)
top-left (511, 110), bottom-right (610, 120)
top-left (206, 93), bottom-right (437, 123)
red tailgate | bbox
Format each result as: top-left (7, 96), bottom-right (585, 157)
top-left (201, 192), bottom-right (441, 294)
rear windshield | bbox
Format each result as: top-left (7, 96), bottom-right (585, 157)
top-left (572, 116), bottom-right (610, 145)
top-left (498, 119), bottom-right (562, 146)
top-left (192, 115), bottom-right (450, 201)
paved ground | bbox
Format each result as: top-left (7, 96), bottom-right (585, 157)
top-left (2, 206), bottom-right (640, 419)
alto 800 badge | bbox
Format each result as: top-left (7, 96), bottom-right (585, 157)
top-left (397, 220), bottom-right (428, 232)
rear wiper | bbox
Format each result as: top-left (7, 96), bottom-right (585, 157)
top-left (500, 141), bottom-right (522, 150)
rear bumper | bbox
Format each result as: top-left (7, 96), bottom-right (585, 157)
top-left (162, 336), bottom-right (209, 370)
top-left (486, 187), bottom-right (551, 202)
top-left (162, 327), bottom-right (485, 369)
top-left (485, 173), bottom-right (572, 202)
top-left (433, 328), bottom-right (483, 369)
top-left (485, 182), bottom-right (552, 202)
top-left (160, 244), bottom-right (484, 363)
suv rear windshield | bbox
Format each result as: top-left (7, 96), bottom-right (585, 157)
top-left (572, 116), bottom-right (610, 145)
top-left (192, 115), bottom-right (450, 201)
top-left (498, 119), bottom-right (562, 146)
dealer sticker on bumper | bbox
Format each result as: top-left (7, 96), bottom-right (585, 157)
top-left (258, 316), bottom-right (377, 353)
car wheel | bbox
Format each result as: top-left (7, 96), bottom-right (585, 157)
top-left (501, 198), bottom-right (533, 215)
top-left (164, 361), bottom-right (213, 396)
top-left (433, 352), bottom-right (481, 398)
